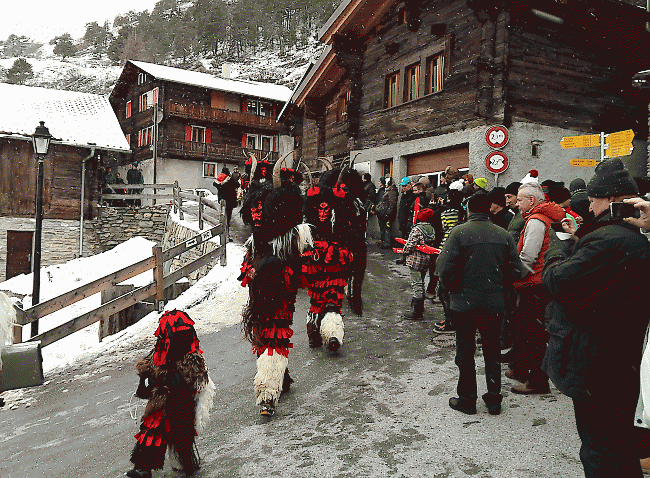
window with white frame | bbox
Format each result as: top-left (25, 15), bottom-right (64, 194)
top-left (203, 162), bottom-right (217, 178)
top-left (139, 88), bottom-right (159, 112)
top-left (138, 125), bottom-right (154, 147)
top-left (137, 72), bottom-right (147, 85)
top-left (245, 134), bottom-right (276, 151)
top-left (247, 99), bottom-right (272, 117)
top-left (192, 125), bottom-right (206, 143)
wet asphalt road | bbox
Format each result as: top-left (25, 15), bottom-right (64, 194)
top-left (0, 214), bottom-right (584, 478)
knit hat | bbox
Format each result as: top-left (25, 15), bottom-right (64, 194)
top-left (586, 158), bottom-right (638, 198)
top-left (474, 177), bottom-right (488, 189)
top-left (400, 177), bottom-right (412, 186)
top-left (569, 178), bottom-right (586, 193)
top-left (487, 187), bottom-right (506, 208)
top-left (467, 193), bottom-right (491, 215)
top-left (549, 187), bottom-right (571, 204)
top-left (379, 176), bottom-right (387, 186)
top-left (505, 181), bottom-right (521, 195)
top-left (449, 179), bottom-right (464, 191)
top-left (521, 170), bottom-right (539, 185)
top-left (418, 176), bottom-right (430, 187)
top-left (417, 208), bottom-right (435, 222)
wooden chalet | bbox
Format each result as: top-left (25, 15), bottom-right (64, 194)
top-left (109, 61), bottom-right (293, 190)
top-left (282, 0), bottom-right (650, 186)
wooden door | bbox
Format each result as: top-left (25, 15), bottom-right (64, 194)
top-left (6, 230), bottom-right (33, 280)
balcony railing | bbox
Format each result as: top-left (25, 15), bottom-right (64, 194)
top-left (165, 101), bottom-right (283, 131)
top-left (162, 139), bottom-right (279, 163)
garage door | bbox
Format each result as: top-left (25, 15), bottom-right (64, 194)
top-left (406, 145), bottom-right (469, 176)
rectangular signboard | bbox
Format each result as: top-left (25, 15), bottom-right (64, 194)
top-left (606, 129), bottom-right (634, 146)
top-left (570, 159), bottom-right (600, 167)
top-left (560, 134), bottom-right (600, 149)
top-left (604, 143), bottom-right (634, 159)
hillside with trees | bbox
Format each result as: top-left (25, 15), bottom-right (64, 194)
top-left (0, 0), bottom-right (335, 94)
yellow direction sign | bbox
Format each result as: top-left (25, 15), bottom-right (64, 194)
top-left (570, 159), bottom-right (600, 167)
top-left (605, 143), bottom-right (634, 159)
top-left (560, 134), bottom-right (600, 149)
top-left (606, 129), bottom-right (634, 147)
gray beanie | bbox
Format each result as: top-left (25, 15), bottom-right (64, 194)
top-left (569, 178), bottom-right (586, 193)
top-left (586, 159), bottom-right (638, 198)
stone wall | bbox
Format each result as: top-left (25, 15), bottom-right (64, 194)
top-left (84, 204), bottom-right (169, 254)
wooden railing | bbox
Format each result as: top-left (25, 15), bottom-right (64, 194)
top-left (101, 183), bottom-right (175, 204)
top-left (162, 139), bottom-right (279, 163)
top-left (12, 209), bottom-right (227, 347)
top-left (172, 182), bottom-right (226, 232)
top-left (166, 101), bottom-right (283, 130)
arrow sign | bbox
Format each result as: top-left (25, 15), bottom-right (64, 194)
top-left (606, 129), bottom-right (634, 146)
top-left (560, 134), bottom-right (600, 149)
top-left (604, 143), bottom-right (634, 159)
top-left (570, 159), bottom-right (600, 167)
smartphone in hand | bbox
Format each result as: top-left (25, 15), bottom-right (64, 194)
top-left (610, 202), bottom-right (640, 219)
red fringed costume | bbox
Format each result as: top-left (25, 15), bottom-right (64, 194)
top-left (127, 310), bottom-right (214, 478)
top-left (239, 155), bottom-right (312, 416)
top-left (302, 182), bottom-right (354, 352)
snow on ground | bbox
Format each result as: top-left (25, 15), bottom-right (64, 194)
top-left (0, 211), bottom-right (245, 375)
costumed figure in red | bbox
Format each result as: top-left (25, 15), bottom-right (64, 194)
top-left (126, 310), bottom-right (215, 478)
top-left (239, 153), bottom-right (313, 416)
top-left (301, 168), bottom-right (354, 353)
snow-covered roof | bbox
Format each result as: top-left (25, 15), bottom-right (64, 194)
top-left (0, 83), bottom-right (130, 152)
top-left (129, 60), bottom-right (292, 103)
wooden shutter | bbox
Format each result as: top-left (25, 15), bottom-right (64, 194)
top-left (126, 101), bottom-right (131, 118)
top-left (273, 136), bottom-right (277, 152)
top-left (138, 130), bottom-right (142, 147)
top-left (241, 98), bottom-right (248, 113)
top-left (242, 134), bottom-right (247, 148)
top-left (152, 87), bottom-right (159, 104)
top-left (126, 134), bottom-right (131, 146)
top-left (185, 126), bottom-right (192, 142)
top-left (272, 104), bottom-right (277, 117)
top-left (205, 128), bottom-right (211, 144)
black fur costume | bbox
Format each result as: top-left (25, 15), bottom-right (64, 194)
top-left (239, 156), bottom-right (312, 414)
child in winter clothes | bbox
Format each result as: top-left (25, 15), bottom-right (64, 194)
top-left (402, 208), bottom-right (437, 320)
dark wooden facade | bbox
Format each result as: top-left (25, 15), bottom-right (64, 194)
top-left (286, 0), bottom-right (650, 166)
top-left (0, 138), bottom-right (109, 220)
top-left (110, 62), bottom-right (290, 168)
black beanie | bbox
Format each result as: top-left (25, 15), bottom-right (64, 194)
top-left (569, 178), bottom-right (586, 193)
top-left (549, 187), bottom-right (571, 204)
top-left (586, 158), bottom-right (638, 198)
top-left (488, 187), bottom-right (506, 208)
top-left (467, 193), bottom-right (491, 214)
top-left (505, 182), bottom-right (520, 196)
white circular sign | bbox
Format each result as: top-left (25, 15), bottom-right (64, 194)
top-left (485, 151), bottom-right (509, 174)
top-left (485, 125), bottom-right (509, 149)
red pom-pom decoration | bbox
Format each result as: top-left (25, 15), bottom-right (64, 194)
top-left (529, 170), bottom-right (539, 177)
top-left (307, 186), bottom-right (320, 196)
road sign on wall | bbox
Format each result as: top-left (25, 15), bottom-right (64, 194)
top-left (485, 151), bottom-right (509, 174)
top-left (560, 134), bottom-right (600, 149)
top-left (569, 159), bottom-right (600, 167)
top-left (485, 125), bottom-right (509, 149)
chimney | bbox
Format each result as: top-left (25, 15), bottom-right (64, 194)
top-left (222, 63), bottom-right (231, 79)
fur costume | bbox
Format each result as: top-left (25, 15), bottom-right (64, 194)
top-left (128, 310), bottom-right (214, 477)
top-left (301, 181), bottom-right (354, 352)
top-left (239, 156), bottom-right (313, 415)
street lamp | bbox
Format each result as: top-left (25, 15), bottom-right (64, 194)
top-left (31, 121), bottom-right (51, 338)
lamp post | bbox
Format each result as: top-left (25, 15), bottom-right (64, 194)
top-left (31, 121), bottom-right (51, 338)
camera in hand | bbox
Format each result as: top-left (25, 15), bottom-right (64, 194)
top-left (610, 202), bottom-right (639, 219)
top-left (551, 222), bottom-right (565, 233)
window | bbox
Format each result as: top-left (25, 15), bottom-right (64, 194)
top-left (138, 126), bottom-right (154, 147)
top-left (244, 134), bottom-right (277, 151)
top-left (337, 91), bottom-right (350, 123)
top-left (138, 88), bottom-right (159, 112)
top-left (425, 54), bottom-right (445, 95)
top-left (385, 72), bottom-right (399, 108)
top-left (247, 99), bottom-right (271, 117)
top-left (125, 133), bottom-right (131, 146)
top-left (203, 162), bottom-right (217, 178)
top-left (137, 72), bottom-right (147, 85)
top-left (246, 134), bottom-right (257, 149)
top-left (191, 126), bottom-right (206, 143)
top-left (126, 101), bottom-right (132, 118)
top-left (260, 135), bottom-right (273, 151)
top-left (404, 63), bottom-right (420, 102)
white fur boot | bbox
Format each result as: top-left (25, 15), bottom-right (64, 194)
top-left (320, 311), bottom-right (344, 352)
top-left (254, 350), bottom-right (289, 407)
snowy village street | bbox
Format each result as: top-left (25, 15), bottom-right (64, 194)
top-left (0, 214), bottom-right (586, 478)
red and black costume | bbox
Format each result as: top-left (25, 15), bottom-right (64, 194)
top-left (239, 156), bottom-right (312, 416)
top-left (301, 181), bottom-right (354, 352)
top-left (127, 310), bottom-right (214, 478)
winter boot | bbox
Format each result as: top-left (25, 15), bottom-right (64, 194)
top-left (403, 298), bottom-right (424, 320)
top-left (282, 368), bottom-right (294, 394)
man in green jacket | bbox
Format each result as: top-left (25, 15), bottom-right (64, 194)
top-left (542, 159), bottom-right (650, 478)
top-left (436, 194), bottom-right (523, 415)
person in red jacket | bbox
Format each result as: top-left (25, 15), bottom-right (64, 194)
top-left (509, 182), bottom-right (566, 395)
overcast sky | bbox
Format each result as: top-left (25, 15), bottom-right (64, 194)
top-left (0, 0), bottom-right (160, 43)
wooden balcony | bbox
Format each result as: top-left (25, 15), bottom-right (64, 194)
top-left (162, 139), bottom-right (279, 163)
top-left (165, 101), bottom-right (284, 131)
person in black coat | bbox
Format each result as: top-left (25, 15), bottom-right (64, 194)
top-left (214, 167), bottom-right (239, 240)
top-left (542, 159), bottom-right (650, 477)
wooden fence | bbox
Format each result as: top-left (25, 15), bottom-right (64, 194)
top-left (172, 181), bottom-right (228, 233)
top-left (12, 205), bottom-right (227, 348)
top-left (101, 183), bottom-right (175, 206)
